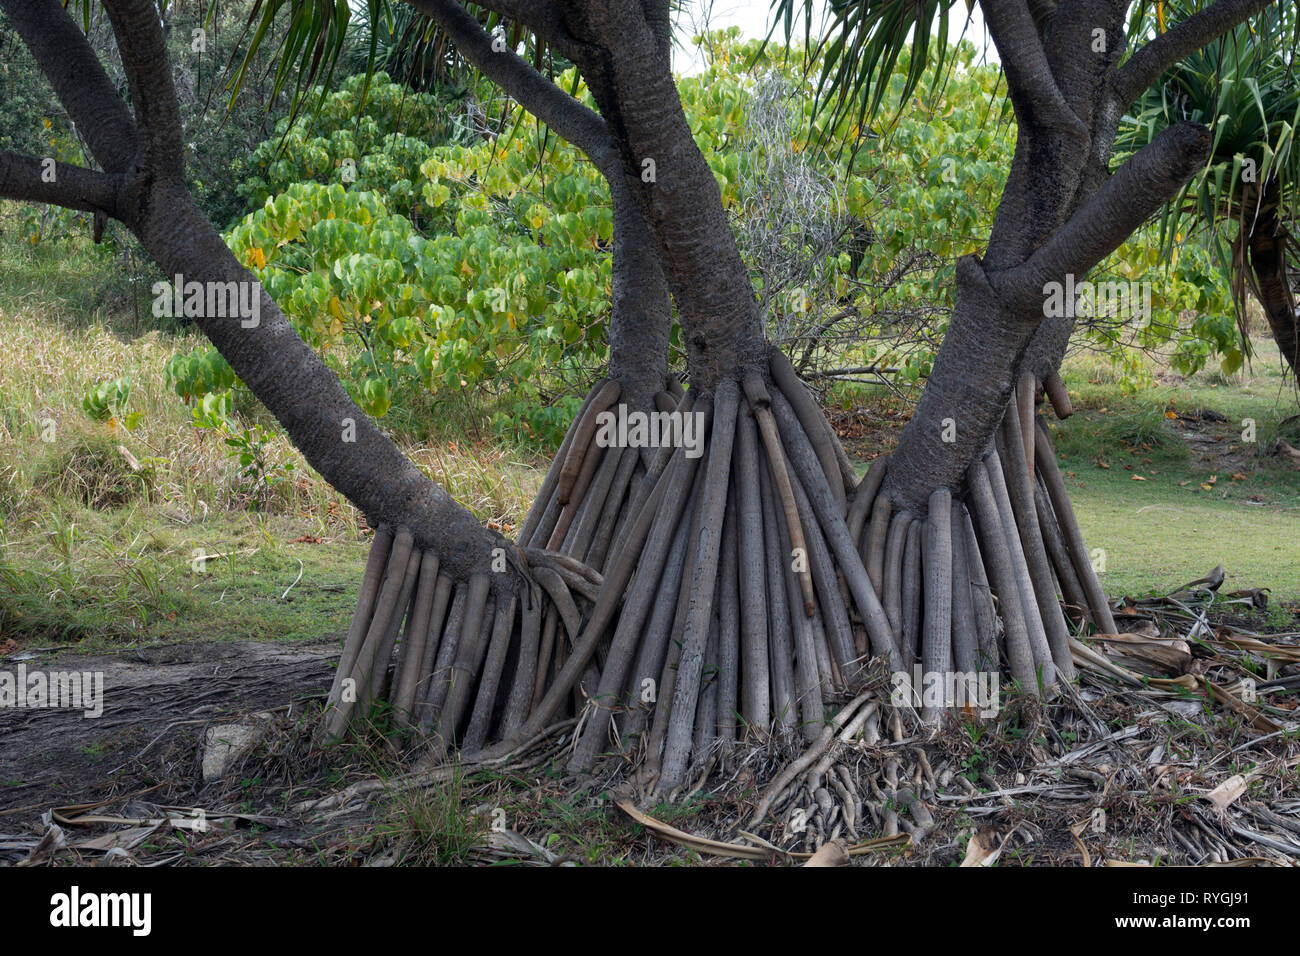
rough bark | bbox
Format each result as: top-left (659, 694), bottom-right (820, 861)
top-left (1245, 202), bottom-right (1299, 376)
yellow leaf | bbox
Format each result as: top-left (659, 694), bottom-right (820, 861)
top-left (250, 246), bottom-right (266, 269)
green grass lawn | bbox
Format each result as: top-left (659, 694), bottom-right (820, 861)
top-left (0, 510), bottom-right (372, 648)
top-left (1048, 341), bottom-right (1300, 603)
top-left (839, 338), bottom-right (1300, 606)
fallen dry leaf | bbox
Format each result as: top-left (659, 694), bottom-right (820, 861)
top-left (1204, 774), bottom-right (1249, 813)
top-left (803, 839), bottom-right (850, 867)
top-left (961, 828), bottom-right (1000, 867)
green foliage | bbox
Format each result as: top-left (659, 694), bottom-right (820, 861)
top-left (1122, 1), bottom-right (1300, 363)
top-left (81, 375), bottom-right (143, 432)
top-left (345, 2), bottom-right (463, 91)
top-left (166, 32), bottom-right (1253, 442)
top-left (173, 68), bottom-right (618, 445)
top-left (187, 391), bottom-right (297, 508)
top-left (766, 0), bottom-right (960, 139)
top-left (165, 347), bottom-right (240, 404)
top-left (237, 72), bottom-right (457, 220)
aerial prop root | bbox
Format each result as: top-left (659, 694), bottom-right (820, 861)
top-left (320, 369), bottom-right (1118, 791)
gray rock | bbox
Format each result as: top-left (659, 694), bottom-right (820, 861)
top-left (201, 714), bottom-right (271, 782)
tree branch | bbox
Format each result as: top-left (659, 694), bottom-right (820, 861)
top-left (99, 0), bottom-right (187, 176)
top-left (994, 122), bottom-right (1212, 311)
top-left (640, 0), bottom-right (673, 57)
top-left (1027, 0), bottom-right (1056, 33)
top-left (405, 0), bottom-right (619, 177)
top-left (1113, 0), bottom-right (1277, 107)
top-left (0, 0), bottom-right (137, 173)
top-left (979, 0), bottom-right (1086, 140)
top-left (0, 151), bottom-right (122, 215)
top-left (470, 0), bottom-right (588, 62)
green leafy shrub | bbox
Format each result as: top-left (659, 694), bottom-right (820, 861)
top-left (81, 374), bottom-right (142, 431)
top-left (174, 68), bottom-right (621, 445)
top-left (237, 72), bottom-right (455, 223)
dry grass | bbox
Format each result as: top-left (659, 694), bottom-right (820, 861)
top-left (0, 247), bottom-right (543, 647)
top-left (0, 278), bottom-right (540, 531)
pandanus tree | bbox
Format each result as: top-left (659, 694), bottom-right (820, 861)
top-left (1123, 0), bottom-right (1299, 376)
top-left (0, 0), bottom-right (1281, 797)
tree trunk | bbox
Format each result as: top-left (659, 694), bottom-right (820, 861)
top-left (1245, 200), bottom-right (1299, 377)
top-left (558, 1), bottom-right (767, 388)
top-left (607, 174), bottom-right (671, 407)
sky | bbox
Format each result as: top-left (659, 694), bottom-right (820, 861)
top-left (671, 0), bottom-right (998, 76)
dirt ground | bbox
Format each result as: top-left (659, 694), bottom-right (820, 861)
top-left (0, 639), bottom-right (339, 815)
top-left (1, 604), bottom-right (1297, 867)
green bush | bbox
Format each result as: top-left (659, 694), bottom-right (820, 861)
top-left (237, 72), bottom-right (456, 224)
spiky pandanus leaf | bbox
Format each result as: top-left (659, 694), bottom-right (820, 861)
top-left (1122, 0), bottom-right (1300, 364)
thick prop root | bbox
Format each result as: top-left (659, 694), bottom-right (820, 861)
top-left (322, 366), bottom-right (1117, 793)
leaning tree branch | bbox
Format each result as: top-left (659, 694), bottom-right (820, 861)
top-left (994, 121), bottom-right (1212, 311)
top-left (405, 0), bottom-right (620, 177)
top-left (0, 0), bottom-right (137, 174)
top-left (0, 151), bottom-right (121, 215)
top-left (99, 0), bottom-right (188, 176)
top-left (978, 0), bottom-right (1086, 140)
top-left (1113, 0), bottom-right (1278, 107)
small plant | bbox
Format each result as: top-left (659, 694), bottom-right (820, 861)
top-left (188, 392), bottom-right (295, 508)
top-left (375, 759), bottom-right (487, 865)
top-left (81, 374), bottom-right (141, 430)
